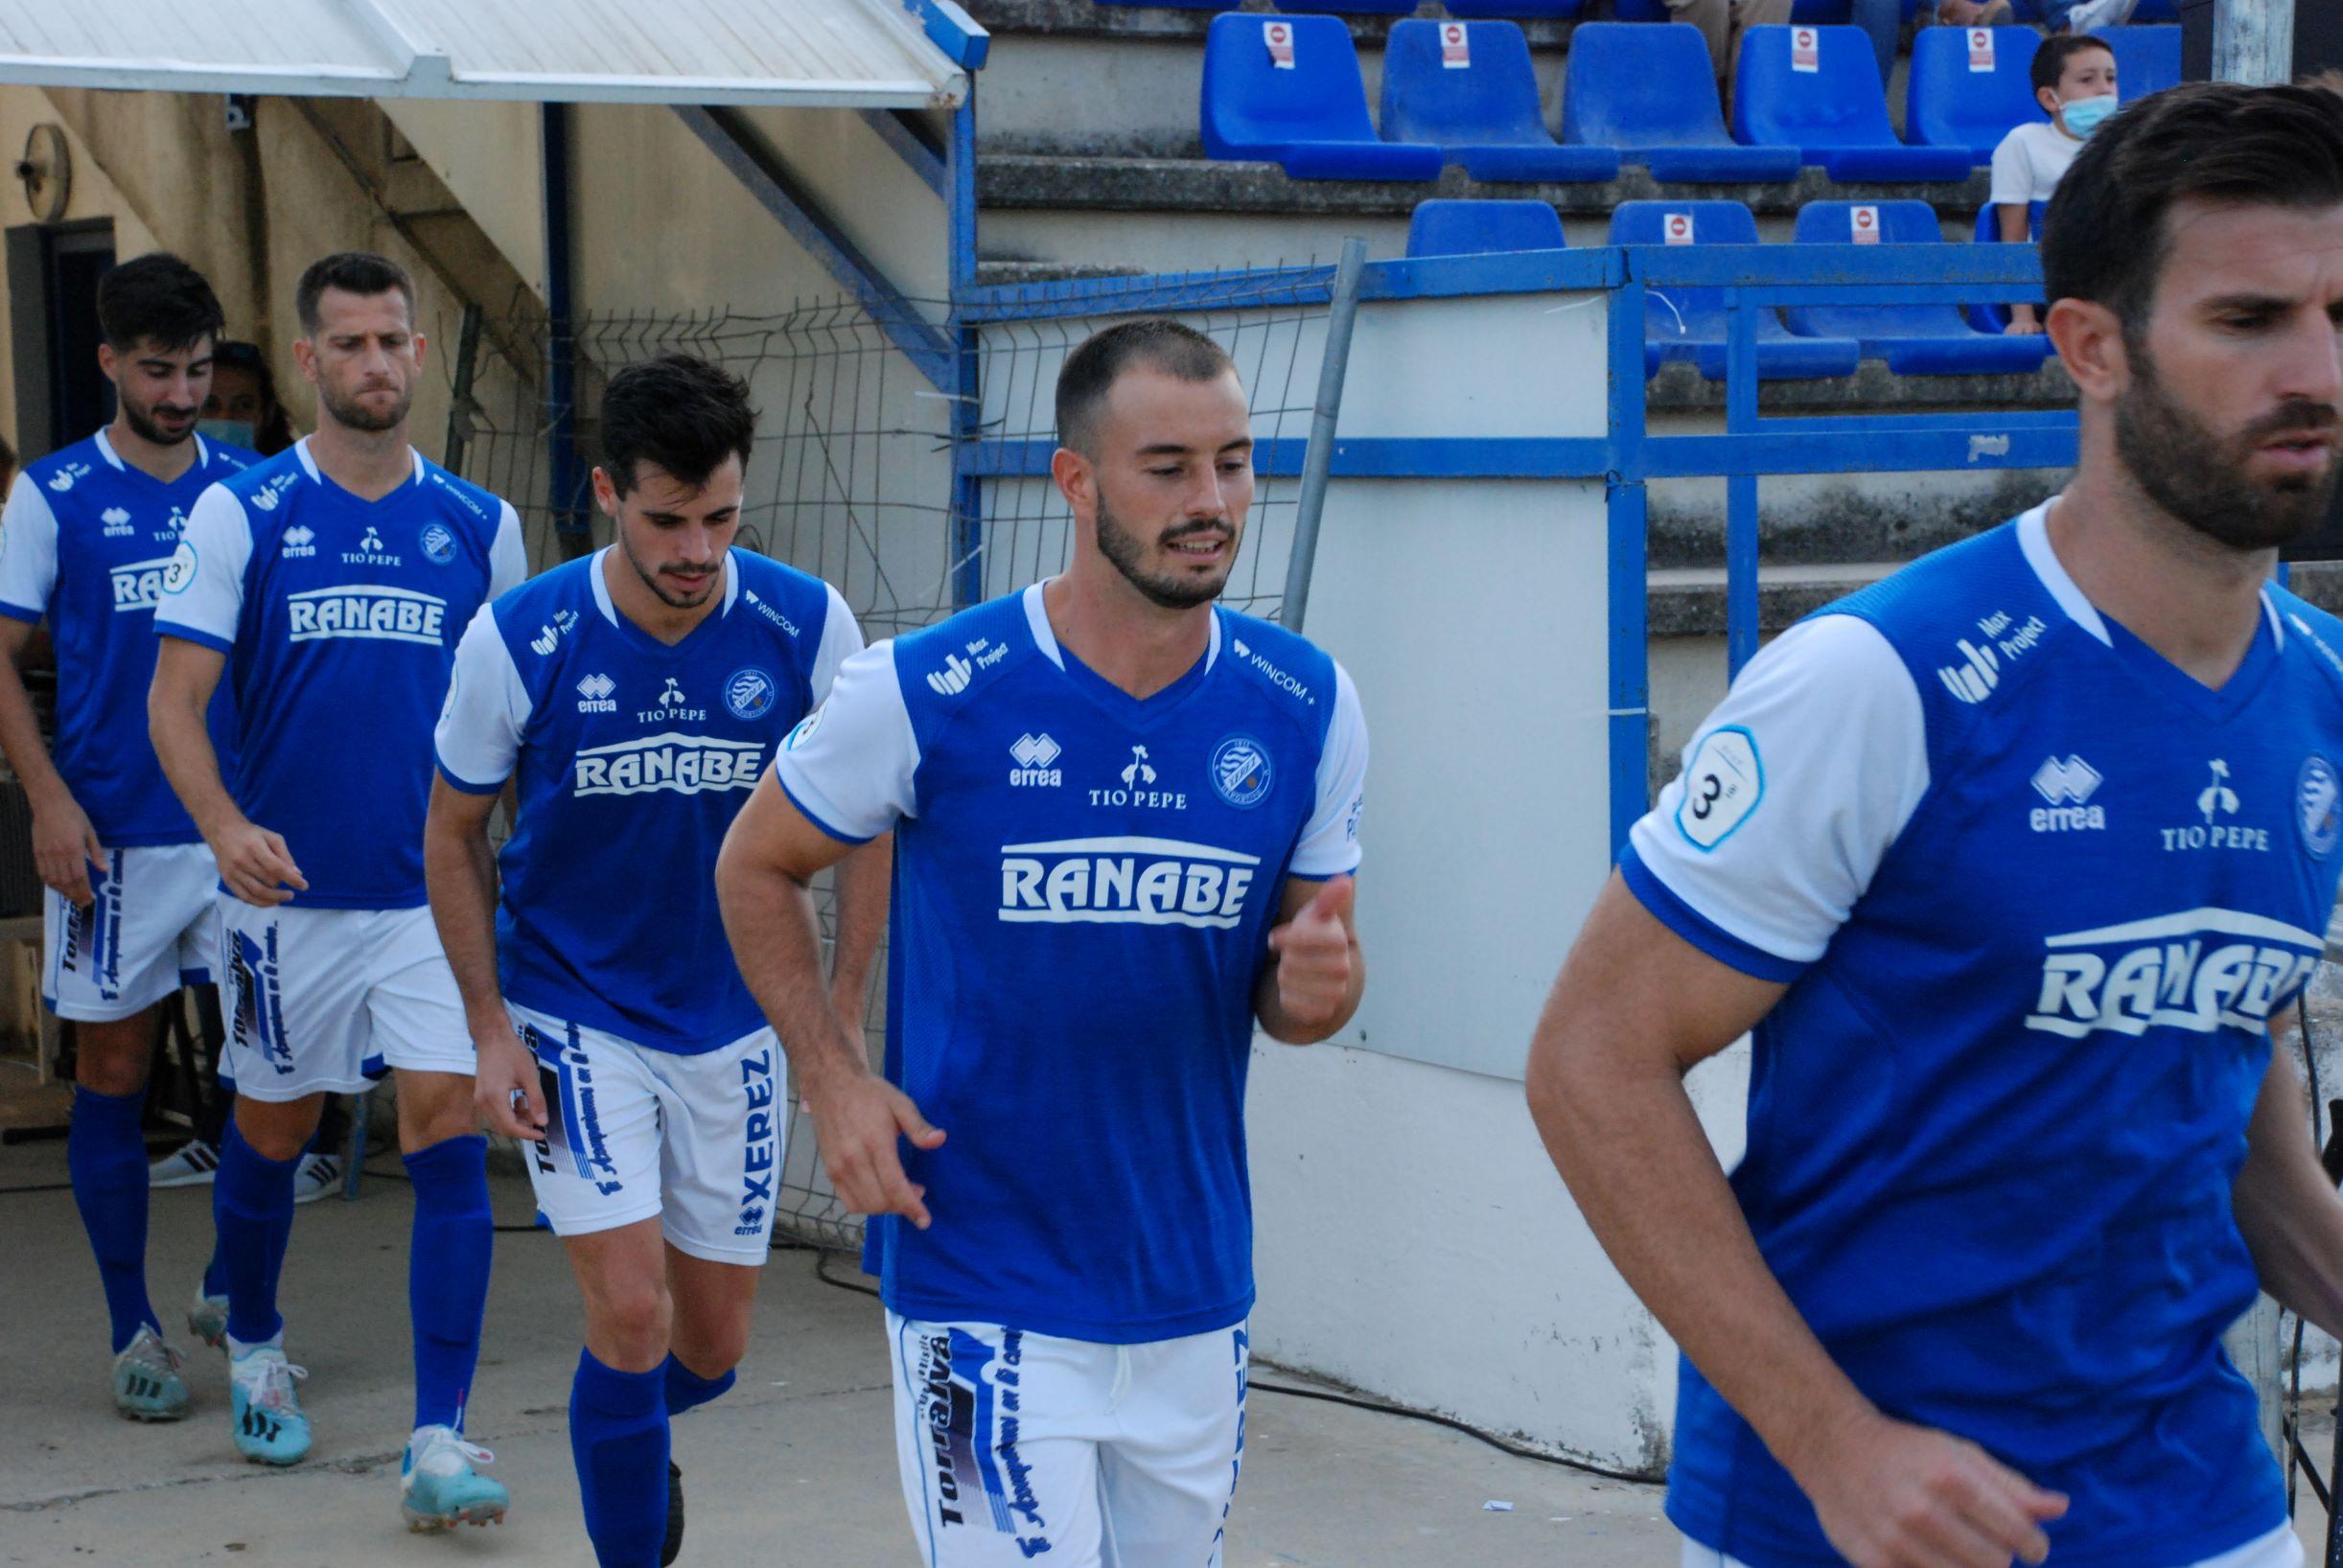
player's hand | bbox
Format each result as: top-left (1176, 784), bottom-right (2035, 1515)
top-left (474, 1018), bottom-right (545, 1141)
top-left (1793, 1411), bottom-right (2068, 1568)
top-left (1266, 876), bottom-right (1357, 1029)
top-left (30, 789), bottom-right (104, 908)
top-left (802, 1062), bottom-right (945, 1230)
top-left (208, 818), bottom-right (308, 907)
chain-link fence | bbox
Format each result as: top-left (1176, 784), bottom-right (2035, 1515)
top-left (443, 276), bottom-right (1332, 1251)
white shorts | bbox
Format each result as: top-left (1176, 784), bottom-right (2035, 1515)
top-left (513, 1004), bottom-right (785, 1266)
top-left (889, 1312), bottom-right (1249, 1568)
top-left (43, 842), bottom-right (220, 1022)
top-left (218, 899), bottom-right (472, 1101)
top-left (1682, 1519), bottom-right (2301, 1568)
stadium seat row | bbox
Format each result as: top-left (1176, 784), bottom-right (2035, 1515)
top-left (1110, 0), bottom-right (2176, 19)
top-left (1404, 196), bottom-right (2056, 378)
top-left (1208, 18), bottom-right (2175, 184)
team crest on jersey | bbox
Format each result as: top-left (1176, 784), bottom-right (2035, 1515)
top-left (1209, 735), bottom-right (1273, 809)
top-left (725, 666), bottom-right (777, 721)
top-left (421, 522), bottom-right (456, 565)
top-left (2299, 756), bottom-right (2340, 859)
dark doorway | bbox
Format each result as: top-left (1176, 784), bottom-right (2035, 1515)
top-left (6, 219), bottom-right (114, 460)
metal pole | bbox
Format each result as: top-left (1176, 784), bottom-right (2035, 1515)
top-left (1283, 236), bottom-right (1368, 634)
top-left (2213, 0), bottom-right (2294, 85)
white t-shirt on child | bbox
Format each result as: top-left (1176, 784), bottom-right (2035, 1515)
top-left (1989, 120), bottom-right (2083, 209)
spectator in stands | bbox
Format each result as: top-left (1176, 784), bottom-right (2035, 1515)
top-left (1994, 34), bottom-right (2119, 334)
top-left (1928, 0), bottom-right (2016, 28)
top-left (1847, 0), bottom-right (1908, 86)
top-left (197, 340), bottom-right (295, 457)
top-left (2042, 0), bottom-right (2141, 30)
top-left (1657, 0), bottom-right (1794, 114)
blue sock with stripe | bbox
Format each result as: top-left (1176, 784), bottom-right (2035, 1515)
top-left (404, 1134), bottom-right (492, 1432)
top-left (662, 1353), bottom-right (734, 1418)
top-left (213, 1120), bottom-right (298, 1345)
top-left (68, 1085), bottom-right (159, 1354)
top-left (569, 1349), bottom-right (669, 1568)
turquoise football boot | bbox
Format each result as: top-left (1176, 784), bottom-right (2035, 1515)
top-left (110, 1326), bottom-right (190, 1421)
top-left (227, 1346), bottom-right (311, 1464)
top-left (400, 1425), bottom-right (510, 1531)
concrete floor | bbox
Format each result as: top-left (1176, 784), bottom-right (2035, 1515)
top-left (0, 1137), bottom-right (1679, 1567)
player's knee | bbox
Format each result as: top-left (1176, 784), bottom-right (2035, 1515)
top-left (672, 1318), bottom-right (748, 1378)
top-left (589, 1277), bottom-right (673, 1365)
top-left (74, 1046), bottom-right (149, 1097)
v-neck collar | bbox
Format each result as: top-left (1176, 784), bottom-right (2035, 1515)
top-left (590, 544), bottom-right (738, 657)
top-left (2017, 500), bottom-right (2284, 725)
top-left (293, 434), bottom-right (424, 507)
top-left (1020, 580), bottom-right (1223, 728)
top-left (93, 428), bottom-right (209, 495)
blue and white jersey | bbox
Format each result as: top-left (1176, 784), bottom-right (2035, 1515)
top-left (0, 431), bottom-right (256, 844)
top-left (434, 547), bottom-right (858, 1053)
top-left (1630, 503), bottom-right (2343, 1567)
top-left (775, 584), bottom-right (1367, 1344)
top-left (152, 437), bottom-right (525, 909)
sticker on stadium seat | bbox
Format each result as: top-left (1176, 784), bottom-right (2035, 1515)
top-left (1968, 28), bottom-right (1995, 71)
top-left (1676, 726), bottom-right (1763, 851)
top-left (1442, 22), bottom-right (1470, 68)
top-left (1792, 27), bottom-right (1819, 72)
top-left (1850, 204), bottom-right (1879, 243)
top-left (1664, 212), bottom-right (1694, 245)
top-left (1265, 20), bottom-right (1295, 69)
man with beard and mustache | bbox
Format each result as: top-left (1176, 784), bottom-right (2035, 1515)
top-left (149, 252), bottom-right (524, 1525)
top-left (1526, 82), bottom-right (2343, 1568)
top-left (717, 319), bottom-right (1368, 1567)
top-left (428, 355), bottom-right (884, 1568)
top-left (0, 253), bottom-right (255, 1421)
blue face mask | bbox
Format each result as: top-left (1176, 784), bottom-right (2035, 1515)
top-left (2061, 92), bottom-right (2119, 139)
top-left (197, 418), bottom-right (257, 449)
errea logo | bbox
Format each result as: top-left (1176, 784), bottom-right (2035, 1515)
top-left (2029, 754), bottom-right (2104, 834)
top-left (576, 673), bottom-right (616, 713)
top-left (1009, 733), bottom-right (1061, 788)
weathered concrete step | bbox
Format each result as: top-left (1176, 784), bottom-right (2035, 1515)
top-left (1646, 358), bottom-right (2073, 414)
top-left (974, 259), bottom-right (1148, 287)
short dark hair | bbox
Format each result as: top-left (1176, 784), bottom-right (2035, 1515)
top-left (95, 252), bottom-right (224, 355)
top-left (294, 251), bottom-right (415, 334)
top-left (1055, 319), bottom-right (1238, 456)
top-left (2030, 34), bottom-right (2114, 97)
top-left (2044, 81), bottom-right (2343, 333)
top-left (597, 354), bottom-right (756, 496)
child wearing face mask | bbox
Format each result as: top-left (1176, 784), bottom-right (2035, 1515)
top-left (1991, 34), bottom-right (2120, 336)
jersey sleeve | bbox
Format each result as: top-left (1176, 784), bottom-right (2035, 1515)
top-left (434, 606), bottom-right (531, 794)
top-left (1621, 613), bottom-right (1930, 982)
top-left (769, 639), bottom-right (918, 843)
top-left (1289, 660), bottom-right (1367, 880)
top-left (488, 500), bottom-right (528, 597)
top-left (809, 583), bottom-right (864, 703)
top-left (0, 473), bottom-right (60, 622)
top-left (151, 485), bottom-right (253, 652)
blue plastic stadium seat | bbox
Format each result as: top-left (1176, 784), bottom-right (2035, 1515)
top-left (1202, 14), bottom-right (1445, 180)
top-left (1784, 201), bottom-right (2053, 374)
top-left (1406, 198), bottom-right (1567, 257)
top-left (1907, 25), bottom-right (2042, 163)
top-left (1964, 199), bottom-right (2048, 334)
top-left (1609, 201), bottom-right (1861, 380)
top-left (2092, 24), bottom-right (2180, 101)
top-left (1733, 26), bottom-right (1976, 182)
top-left (1273, 0), bottom-right (1416, 12)
top-left (1380, 20), bottom-right (1621, 182)
top-left (1443, 0), bottom-right (1585, 15)
top-left (1562, 24), bottom-right (1803, 183)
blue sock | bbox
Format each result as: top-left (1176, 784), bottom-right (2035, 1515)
top-left (213, 1121), bottom-right (298, 1345)
top-left (68, 1086), bottom-right (158, 1354)
top-left (569, 1349), bottom-right (669, 1568)
top-left (662, 1354), bottom-right (735, 1418)
top-left (405, 1134), bottom-right (492, 1432)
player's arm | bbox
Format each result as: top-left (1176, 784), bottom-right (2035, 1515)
top-left (1527, 616), bottom-right (2065, 1568)
top-left (807, 588), bottom-right (890, 1036)
top-left (150, 636), bottom-right (302, 907)
top-left (0, 476), bottom-right (99, 905)
top-left (2233, 1032), bottom-right (2343, 1340)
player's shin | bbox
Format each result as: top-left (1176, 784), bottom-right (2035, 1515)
top-left (569, 1349), bottom-right (671, 1567)
top-left (405, 1133), bottom-right (492, 1432)
top-left (69, 1085), bottom-right (162, 1352)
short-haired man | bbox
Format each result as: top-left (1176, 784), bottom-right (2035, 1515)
top-left (1529, 84), bottom-right (2343, 1568)
top-left (151, 251), bottom-right (525, 1525)
top-left (0, 252), bottom-right (256, 1419)
top-left (718, 318), bottom-right (1369, 1566)
top-left (1995, 34), bottom-right (2120, 335)
top-left (429, 354), bottom-right (883, 1568)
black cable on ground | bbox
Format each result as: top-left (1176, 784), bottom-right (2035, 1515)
top-left (0, 1179), bottom-right (73, 1194)
top-left (802, 1243), bottom-right (1653, 1486)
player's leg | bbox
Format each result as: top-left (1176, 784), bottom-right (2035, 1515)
top-left (1095, 1324), bottom-right (1249, 1568)
top-left (565, 1219), bottom-right (677, 1566)
top-left (371, 907), bottom-right (505, 1527)
top-left (890, 1315), bottom-right (1112, 1566)
top-left (658, 1248), bottom-right (761, 1566)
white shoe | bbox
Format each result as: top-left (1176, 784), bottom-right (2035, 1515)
top-left (401, 1424), bottom-right (510, 1530)
top-left (150, 1140), bottom-right (221, 1188)
top-left (291, 1153), bottom-right (342, 1205)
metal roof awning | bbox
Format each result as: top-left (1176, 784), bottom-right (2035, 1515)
top-left (0, 0), bottom-right (980, 109)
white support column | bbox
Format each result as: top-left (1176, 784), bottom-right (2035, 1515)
top-left (2213, 0), bottom-right (2295, 86)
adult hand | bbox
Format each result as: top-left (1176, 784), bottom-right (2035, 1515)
top-left (31, 789), bottom-right (103, 908)
top-left (2006, 314), bottom-right (2046, 337)
top-left (1795, 1411), bottom-right (2068, 1568)
top-left (208, 818), bottom-right (307, 907)
top-left (802, 1061), bottom-right (945, 1230)
top-left (1266, 876), bottom-right (1357, 1029)
top-left (474, 1017), bottom-right (545, 1141)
